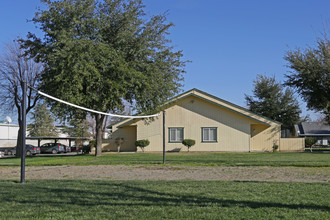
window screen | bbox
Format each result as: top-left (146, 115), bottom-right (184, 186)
top-left (202, 127), bottom-right (217, 142)
top-left (169, 127), bottom-right (184, 142)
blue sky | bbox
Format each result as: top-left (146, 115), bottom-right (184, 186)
top-left (1, 0), bottom-right (329, 121)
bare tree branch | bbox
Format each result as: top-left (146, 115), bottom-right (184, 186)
top-left (0, 40), bottom-right (42, 117)
top-left (0, 40), bottom-right (43, 156)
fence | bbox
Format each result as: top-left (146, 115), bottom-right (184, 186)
top-left (280, 138), bottom-right (305, 152)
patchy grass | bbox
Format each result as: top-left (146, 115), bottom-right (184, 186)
top-left (0, 180), bottom-right (328, 219)
top-left (0, 152), bottom-right (329, 167)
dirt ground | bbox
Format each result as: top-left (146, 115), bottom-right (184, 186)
top-left (0, 165), bottom-right (329, 182)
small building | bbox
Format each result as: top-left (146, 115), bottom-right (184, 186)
top-left (0, 123), bottom-right (19, 147)
top-left (104, 89), bottom-right (304, 152)
top-left (0, 124), bottom-right (81, 148)
top-left (295, 122), bottom-right (330, 145)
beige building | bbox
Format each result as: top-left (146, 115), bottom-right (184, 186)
top-left (104, 89), bottom-right (304, 152)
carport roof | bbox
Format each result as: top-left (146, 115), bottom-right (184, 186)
top-left (26, 137), bottom-right (91, 140)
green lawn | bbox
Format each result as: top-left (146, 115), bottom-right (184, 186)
top-left (0, 152), bottom-right (329, 167)
top-left (0, 180), bottom-right (328, 219)
top-left (1, 153), bottom-right (329, 219)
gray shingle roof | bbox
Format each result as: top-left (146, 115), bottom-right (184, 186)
top-left (297, 122), bottom-right (330, 136)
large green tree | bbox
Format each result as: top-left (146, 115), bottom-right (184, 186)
top-left (245, 75), bottom-right (301, 131)
top-left (285, 34), bottom-right (330, 122)
top-left (28, 102), bottom-right (58, 137)
top-left (20, 0), bottom-right (186, 155)
top-left (62, 116), bottom-right (91, 137)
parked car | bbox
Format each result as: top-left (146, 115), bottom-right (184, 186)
top-left (70, 145), bottom-right (82, 152)
top-left (28, 145), bottom-right (41, 155)
top-left (63, 144), bottom-right (71, 153)
top-left (40, 143), bottom-right (65, 154)
top-left (5, 145), bottom-right (40, 156)
top-left (4, 147), bottom-right (15, 156)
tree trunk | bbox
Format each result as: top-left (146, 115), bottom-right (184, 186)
top-left (95, 114), bottom-right (104, 156)
top-left (16, 117), bottom-right (23, 157)
top-left (102, 115), bottom-right (109, 137)
top-left (16, 127), bottom-right (22, 157)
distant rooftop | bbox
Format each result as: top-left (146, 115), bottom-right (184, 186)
top-left (0, 123), bottom-right (19, 127)
top-left (295, 122), bottom-right (330, 136)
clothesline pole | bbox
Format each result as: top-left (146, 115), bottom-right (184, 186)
top-left (163, 110), bottom-right (166, 164)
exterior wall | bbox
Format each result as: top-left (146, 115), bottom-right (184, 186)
top-left (103, 125), bottom-right (137, 152)
top-left (110, 111), bottom-right (163, 152)
top-left (130, 96), bottom-right (267, 152)
top-left (312, 137), bottom-right (330, 145)
top-left (164, 97), bottom-right (253, 152)
top-left (250, 124), bottom-right (281, 152)
top-left (0, 124), bottom-right (19, 147)
top-left (178, 91), bottom-right (276, 125)
top-left (111, 90), bottom-right (283, 153)
top-left (0, 124), bottom-right (45, 147)
top-left (279, 138), bottom-right (305, 152)
top-left (134, 117), bottom-right (162, 152)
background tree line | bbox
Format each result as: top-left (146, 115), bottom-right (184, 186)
top-left (245, 74), bottom-right (301, 134)
top-left (245, 24), bottom-right (330, 134)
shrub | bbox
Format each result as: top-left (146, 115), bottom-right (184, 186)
top-left (83, 139), bottom-right (95, 154)
top-left (272, 144), bottom-right (279, 152)
top-left (89, 139), bottom-right (96, 148)
top-left (135, 139), bottom-right (150, 152)
top-left (82, 145), bottom-right (91, 154)
top-left (182, 139), bottom-right (196, 152)
top-left (305, 137), bottom-right (317, 147)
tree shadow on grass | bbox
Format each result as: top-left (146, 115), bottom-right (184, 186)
top-left (3, 180), bottom-right (329, 212)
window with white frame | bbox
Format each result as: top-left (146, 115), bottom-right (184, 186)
top-left (169, 127), bottom-right (184, 142)
top-left (202, 127), bottom-right (217, 142)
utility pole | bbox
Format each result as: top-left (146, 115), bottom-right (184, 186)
top-left (20, 81), bottom-right (27, 183)
top-left (163, 110), bottom-right (166, 164)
